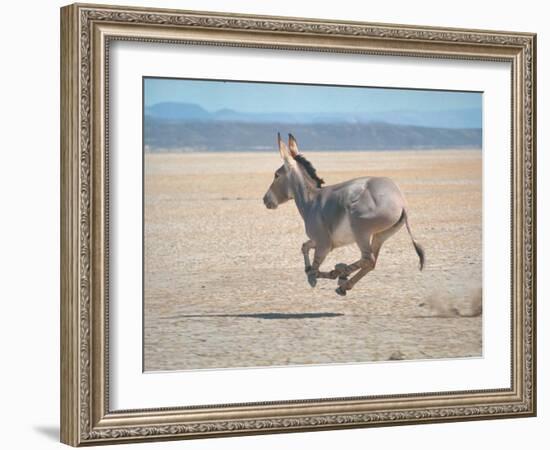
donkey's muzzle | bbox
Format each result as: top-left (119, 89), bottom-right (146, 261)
top-left (263, 193), bottom-right (277, 209)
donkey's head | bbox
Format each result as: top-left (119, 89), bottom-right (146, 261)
top-left (263, 133), bottom-right (324, 209)
top-left (263, 133), bottom-right (298, 209)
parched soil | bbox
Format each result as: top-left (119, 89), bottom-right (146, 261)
top-left (143, 150), bottom-right (482, 371)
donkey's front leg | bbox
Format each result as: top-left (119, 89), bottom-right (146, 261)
top-left (301, 240), bottom-right (315, 273)
top-left (306, 246), bottom-right (331, 288)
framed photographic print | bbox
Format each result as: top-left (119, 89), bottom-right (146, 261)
top-left (60, 3), bottom-right (536, 446)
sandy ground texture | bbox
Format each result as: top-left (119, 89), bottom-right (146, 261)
top-left (144, 150), bottom-right (482, 371)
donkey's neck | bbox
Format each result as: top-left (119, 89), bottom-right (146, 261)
top-left (289, 169), bottom-right (319, 219)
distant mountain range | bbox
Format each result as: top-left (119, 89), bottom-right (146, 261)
top-left (145, 102), bottom-right (482, 129)
top-left (144, 102), bottom-right (482, 152)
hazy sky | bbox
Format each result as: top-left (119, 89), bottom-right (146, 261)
top-left (144, 77), bottom-right (482, 115)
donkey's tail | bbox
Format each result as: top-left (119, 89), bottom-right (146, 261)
top-left (402, 209), bottom-right (425, 271)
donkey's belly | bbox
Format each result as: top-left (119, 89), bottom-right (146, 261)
top-left (330, 214), bottom-right (355, 248)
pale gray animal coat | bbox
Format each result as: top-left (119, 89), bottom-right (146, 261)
top-left (263, 133), bottom-right (424, 296)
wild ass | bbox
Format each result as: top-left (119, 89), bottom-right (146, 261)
top-left (263, 133), bottom-right (425, 296)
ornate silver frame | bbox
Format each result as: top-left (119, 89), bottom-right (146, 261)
top-left (60, 3), bottom-right (536, 446)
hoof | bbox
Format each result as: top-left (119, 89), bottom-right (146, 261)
top-left (307, 272), bottom-right (317, 288)
top-left (335, 286), bottom-right (347, 296)
top-left (334, 263), bottom-right (348, 274)
top-left (337, 276), bottom-right (348, 287)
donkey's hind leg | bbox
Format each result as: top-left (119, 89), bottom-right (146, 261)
top-left (332, 256), bottom-right (374, 279)
top-left (331, 233), bottom-right (375, 282)
top-left (335, 267), bottom-right (371, 296)
top-left (335, 213), bottom-right (406, 295)
top-left (332, 255), bottom-right (374, 294)
top-left (370, 215), bottom-right (404, 261)
top-left (335, 256), bottom-right (375, 295)
top-left (334, 231), bottom-right (376, 296)
top-left (335, 237), bottom-right (384, 296)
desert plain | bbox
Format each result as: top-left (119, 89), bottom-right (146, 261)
top-left (144, 149), bottom-right (482, 371)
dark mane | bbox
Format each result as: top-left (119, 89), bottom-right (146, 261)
top-left (294, 154), bottom-right (325, 188)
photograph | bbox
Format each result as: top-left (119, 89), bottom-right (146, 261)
top-left (57, 2), bottom-right (536, 446)
top-left (143, 78), bottom-right (483, 372)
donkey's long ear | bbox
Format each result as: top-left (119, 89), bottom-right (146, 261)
top-left (278, 132), bottom-right (294, 165)
top-left (288, 133), bottom-right (300, 158)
